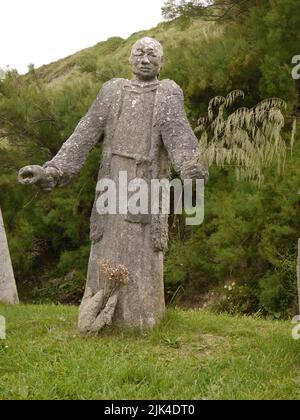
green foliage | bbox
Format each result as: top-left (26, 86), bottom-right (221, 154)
top-left (196, 91), bottom-right (288, 183)
top-left (162, 0), bottom-right (256, 24)
top-left (166, 138), bottom-right (300, 318)
top-left (0, 69), bottom-right (101, 303)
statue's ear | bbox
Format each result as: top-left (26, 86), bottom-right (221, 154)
top-left (160, 56), bottom-right (165, 69)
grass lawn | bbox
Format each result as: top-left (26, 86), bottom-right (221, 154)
top-left (0, 304), bottom-right (299, 400)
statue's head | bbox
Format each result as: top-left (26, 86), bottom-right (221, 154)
top-left (130, 37), bottom-right (164, 82)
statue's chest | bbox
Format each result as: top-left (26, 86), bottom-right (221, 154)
top-left (112, 89), bottom-right (156, 157)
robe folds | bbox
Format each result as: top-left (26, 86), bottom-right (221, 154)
top-left (44, 78), bottom-right (200, 328)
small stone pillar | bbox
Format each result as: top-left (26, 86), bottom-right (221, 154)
top-left (0, 208), bottom-right (19, 304)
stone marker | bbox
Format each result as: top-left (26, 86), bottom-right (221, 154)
top-left (0, 208), bottom-right (19, 304)
top-left (18, 37), bottom-right (208, 332)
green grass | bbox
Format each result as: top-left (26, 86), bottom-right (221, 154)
top-left (0, 304), bottom-right (299, 400)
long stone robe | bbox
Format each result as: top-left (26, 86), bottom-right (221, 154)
top-left (44, 78), bottom-right (200, 328)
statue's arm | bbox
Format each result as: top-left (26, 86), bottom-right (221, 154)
top-left (19, 81), bottom-right (112, 190)
top-left (43, 81), bottom-right (112, 187)
top-left (160, 85), bottom-right (208, 181)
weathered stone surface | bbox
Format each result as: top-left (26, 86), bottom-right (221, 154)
top-left (18, 37), bottom-right (208, 332)
top-left (0, 208), bottom-right (19, 304)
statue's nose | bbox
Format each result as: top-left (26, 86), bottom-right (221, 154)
top-left (141, 55), bottom-right (150, 64)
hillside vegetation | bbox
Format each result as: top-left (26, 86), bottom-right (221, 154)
top-left (0, 0), bottom-right (300, 318)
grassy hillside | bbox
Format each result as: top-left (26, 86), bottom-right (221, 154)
top-left (0, 304), bottom-right (300, 400)
top-left (31, 19), bottom-right (221, 88)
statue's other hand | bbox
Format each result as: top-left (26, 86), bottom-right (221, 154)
top-left (181, 159), bottom-right (209, 183)
top-left (78, 288), bottom-right (104, 333)
top-left (18, 165), bottom-right (45, 186)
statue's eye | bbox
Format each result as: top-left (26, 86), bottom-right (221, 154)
top-left (146, 51), bottom-right (157, 57)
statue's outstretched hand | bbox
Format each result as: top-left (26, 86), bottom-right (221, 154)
top-left (18, 165), bottom-right (59, 192)
top-left (18, 165), bottom-right (44, 185)
top-left (78, 288), bottom-right (105, 333)
top-left (78, 288), bottom-right (119, 334)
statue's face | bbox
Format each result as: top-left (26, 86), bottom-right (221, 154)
top-left (130, 38), bottom-right (164, 81)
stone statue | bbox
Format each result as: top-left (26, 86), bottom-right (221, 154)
top-left (0, 208), bottom-right (19, 304)
top-left (18, 37), bottom-right (208, 332)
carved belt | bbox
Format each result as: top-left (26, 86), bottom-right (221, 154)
top-left (111, 150), bottom-right (152, 165)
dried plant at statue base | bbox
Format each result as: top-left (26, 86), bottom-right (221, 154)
top-left (78, 259), bottom-right (129, 334)
top-left (196, 90), bottom-right (295, 184)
